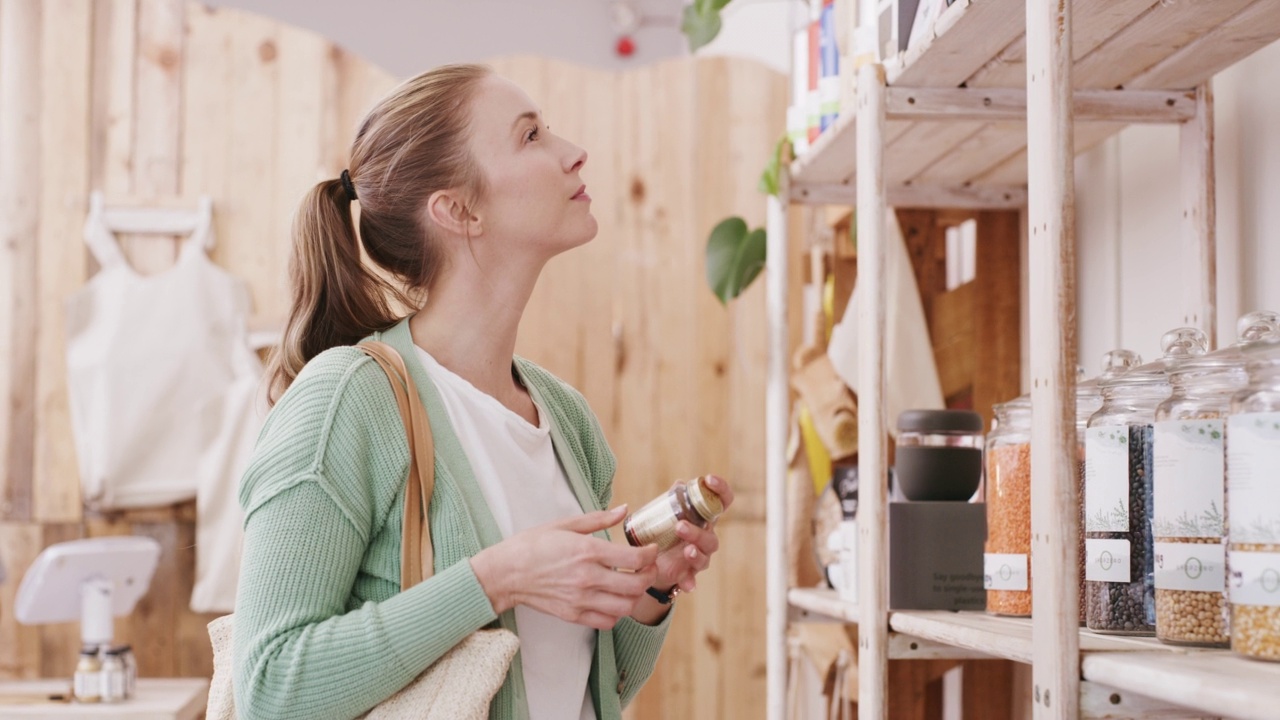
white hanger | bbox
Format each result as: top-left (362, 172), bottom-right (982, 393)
top-left (88, 191), bottom-right (215, 247)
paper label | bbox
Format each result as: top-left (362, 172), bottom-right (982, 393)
top-left (1227, 413), bottom-right (1280, 543)
top-left (1153, 419), bottom-right (1225, 538)
top-left (984, 553), bottom-right (1028, 591)
top-left (1229, 550), bottom-right (1280, 607)
top-left (1154, 541), bottom-right (1225, 592)
top-left (1086, 427), bottom-right (1131, 532)
top-left (1085, 538), bottom-right (1132, 582)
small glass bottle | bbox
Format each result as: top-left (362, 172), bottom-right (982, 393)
top-left (625, 476), bottom-right (725, 552)
top-left (120, 645), bottom-right (137, 699)
top-left (1227, 336), bottom-right (1280, 662)
top-left (100, 647), bottom-right (126, 703)
top-left (73, 646), bottom-right (102, 704)
top-left (984, 395), bottom-right (1032, 616)
top-left (1084, 349), bottom-right (1171, 635)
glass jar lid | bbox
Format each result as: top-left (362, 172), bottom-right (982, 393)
top-left (1097, 349), bottom-right (1168, 389)
top-left (992, 394), bottom-right (1031, 433)
top-left (1076, 366), bottom-right (1103, 421)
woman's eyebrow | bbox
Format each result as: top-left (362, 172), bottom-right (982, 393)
top-left (511, 110), bottom-right (540, 130)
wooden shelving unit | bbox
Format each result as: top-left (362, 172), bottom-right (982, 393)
top-left (764, 1), bottom-right (1280, 719)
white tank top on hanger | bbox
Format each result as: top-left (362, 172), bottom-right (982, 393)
top-left (66, 198), bottom-right (263, 516)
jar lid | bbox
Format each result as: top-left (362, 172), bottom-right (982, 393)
top-left (897, 409), bottom-right (984, 434)
top-left (1243, 336), bottom-right (1280, 368)
top-left (689, 476), bottom-right (725, 521)
top-left (1098, 349), bottom-right (1170, 388)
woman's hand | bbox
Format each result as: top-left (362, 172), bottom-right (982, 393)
top-left (469, 506), bottom-right (659, 630)
top-left (651, 475), bottom-right (735, 594)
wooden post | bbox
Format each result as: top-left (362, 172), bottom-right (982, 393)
top-left (1026, 0), bottom-right (1079, 718)
top-left (855, 61), bottom-right (889, 720)
top-left (0, 0), bottom-right (41, 523)
top-left (1180, 83), bottom-right (1216, 347)
top-left (765, 178), bottom-right (791, 720)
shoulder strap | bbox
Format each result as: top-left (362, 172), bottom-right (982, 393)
top-left (356, 341), bottom-right (436, 590)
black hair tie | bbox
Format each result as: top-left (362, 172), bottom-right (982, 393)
top-left (339, 169), bottom-right (358, 201)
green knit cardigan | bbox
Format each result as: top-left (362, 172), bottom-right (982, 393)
top-left (232, 317), bottom-right (670, 720)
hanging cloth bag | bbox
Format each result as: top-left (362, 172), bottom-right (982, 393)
top-left (66, 193), bottom-right (260, 510)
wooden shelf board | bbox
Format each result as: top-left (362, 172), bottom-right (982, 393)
top-left (889, 611), bottom-right (1170, 665)
top-left (790, 0), bottom-right (1280, 196)
top-left (1081, 651), bottom-right (1280, 720)
top-left (788, 587), bottom-right (858, 623)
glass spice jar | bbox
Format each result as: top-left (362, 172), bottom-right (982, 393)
top-left (1227, 337), bottom-right (1280, 662)
top-left (985, 395), bottom-right (1032, 616)
top-left (625, 476), bottom-right (725, 552)
top-left (1084, 349), bottom-right (1171, 635)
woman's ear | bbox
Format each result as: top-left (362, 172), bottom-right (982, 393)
top-left (425, 189), bottom-right (483, 238)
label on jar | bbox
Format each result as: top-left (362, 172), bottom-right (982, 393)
top-left (983, 553), bottom-right (1028, 591)
top-left (1086, 427), bottom-right (1131, 532)
top-left (1154, 541), bottom-right (1225, 592)
top-left (1229, 550), bottom-right (1280, 607)
top-left (1153, 419), bottom-right (1225, 539)
top-left (1085, 538), bottom-right (1131, 582)
top-left (1227, 413), bottom-right (1280, 544)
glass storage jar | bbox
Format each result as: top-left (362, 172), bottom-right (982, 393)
top-left (1154, 314), bottom-right (1278, 647)
top-left (985, 395), bottom-right (1032, 616)
top-left (1084, 349), bottom-right (1171, 635)
top-left (1076, 371), bottom-right (1103, 625)
top-left (1227, 337), bottom-right (1280, 662)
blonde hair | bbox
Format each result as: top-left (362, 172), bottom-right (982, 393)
top-left (267, 63), bottom-right (492, 404)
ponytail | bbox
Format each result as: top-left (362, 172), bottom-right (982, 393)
top-left (265, 63), bottom-right (491, 404)
top-left (266, 179), bottom-right (408, 404)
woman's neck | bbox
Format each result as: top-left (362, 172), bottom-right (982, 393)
top-left (408, 259), bottom-right (542, 408)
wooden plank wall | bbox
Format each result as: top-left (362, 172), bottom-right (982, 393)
top-left (1, 0), bottom-right (397, 683)
top-left (490, 55), bottom-right (802, 719)
top-left (0, 2), bottom-right (798, 717)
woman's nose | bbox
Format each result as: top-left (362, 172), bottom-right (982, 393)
top-left (565, 144), bottom-right (587, 173)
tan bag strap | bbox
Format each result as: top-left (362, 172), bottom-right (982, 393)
top-left (356, 341), bottom-right (435, 590)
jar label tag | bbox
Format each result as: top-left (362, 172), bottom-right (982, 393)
top-left (1229, 550), bottom-right (1280, 607)
top-left (1227, 413), bottom-right (1280, 544)
top-left (1153, 419), bottom-right (1225, 538)
top-left (1086, 427), bottom-right (1132, 532)
top-left (1085, 538), bottom-right (1131, 582)
top-left (1154, 541), bottom-right (1225, 592)
top-left (983, 553), bottom-right (1028, 591)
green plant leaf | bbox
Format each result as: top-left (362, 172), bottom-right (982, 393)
top-left (758, 137), bottom-right (788, 197)
top-left (710, 0), bottom-right (734, 10)
top-left (682, 4), bottom-right (723, 52)
top-left (706, 217), bottom-right (767, 304)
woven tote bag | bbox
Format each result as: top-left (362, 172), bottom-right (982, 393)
top-left (206, 341), bottom-right (518, 720)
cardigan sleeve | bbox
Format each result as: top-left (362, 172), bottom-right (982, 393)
top-left (231, 349), bottom-right (498, 720)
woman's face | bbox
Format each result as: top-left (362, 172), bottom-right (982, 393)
top-left (464, 74), bottom-right (597, 261)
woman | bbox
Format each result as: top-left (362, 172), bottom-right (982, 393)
top-left (232, 64), bottom-right (733, 720)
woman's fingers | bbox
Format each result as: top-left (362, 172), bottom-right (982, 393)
top-left (704, 474), bottom-right (734, 509)
top-left (675, 521), bottom-right (720, 556)
top-left (590, 537), bottom-right (659, 571)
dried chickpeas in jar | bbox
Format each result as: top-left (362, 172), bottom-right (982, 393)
top-left (1228, 336), bottom-right (1280, 662)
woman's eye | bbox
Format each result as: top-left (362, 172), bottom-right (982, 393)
top-left (525, 127), bottom-right (540, 142)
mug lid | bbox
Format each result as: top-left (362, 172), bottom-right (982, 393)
top-left (896, 409), bottom-right (984, 434)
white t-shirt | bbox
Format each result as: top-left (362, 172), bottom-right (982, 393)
top-left (415, 347), bottom-right (596, 720)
